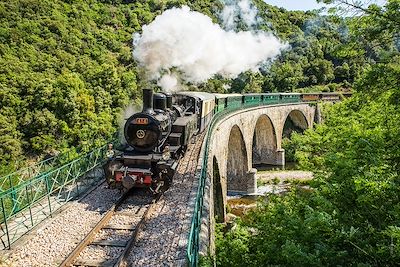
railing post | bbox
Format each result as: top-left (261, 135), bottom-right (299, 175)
top-left (45, 176), bottom-right (52, 217)
top-left (11, 188), bottom-right (18, 214)
top-left (7, 176), bottom-right (12, 191)
top-left (26, 186), bottom-right (34, 226)
top-left (73, 161), bottom-right (80, 197)
top-left (1, 197), bottom-right (10, 249)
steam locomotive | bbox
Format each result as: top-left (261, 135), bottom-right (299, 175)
top-left (104, 89), bottom-right (215, 193)
top-left (104, 89), bottom-right (350, 192)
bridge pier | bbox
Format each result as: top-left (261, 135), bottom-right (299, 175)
top-left (276, 149), bottom-right (285, 166)
top-left (246, 168), bottom-right (257, 194)
top-left (252, 148), bottom-right (285, 166)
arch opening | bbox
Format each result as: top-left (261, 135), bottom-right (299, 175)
top-left (252, 115), bottom-right (278, 166)
top-left (213, 156), bottom-right (224, 223)
top-left (282, 110), bottom-right (309, 165)
top-left (227, 125), bottom-right (248, 192)
top-left (283, 110), bottom-right (309, 138)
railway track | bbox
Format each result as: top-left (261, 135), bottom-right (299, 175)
top-left (128, 133), bottom-right (205, 265)
top-left (60, 190), bottom-right (162, 267)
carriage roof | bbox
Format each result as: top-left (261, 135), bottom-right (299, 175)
top-left (175, 91), bottom-right (215, 101)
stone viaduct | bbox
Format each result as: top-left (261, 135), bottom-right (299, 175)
top-left (199, 103), bottom-right (317, 254)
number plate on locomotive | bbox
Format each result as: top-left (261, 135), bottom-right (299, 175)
top-left (134, 118), bottom-right (149, 125)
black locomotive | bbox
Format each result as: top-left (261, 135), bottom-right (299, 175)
top-left (105, 89), bottom-right (215, 193)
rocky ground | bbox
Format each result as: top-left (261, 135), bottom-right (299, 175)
top-left (257, 170), bottom-right (313, 183)
top-left (256, 170), bottom-right (313, 195)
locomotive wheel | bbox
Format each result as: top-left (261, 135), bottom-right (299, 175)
top-left (163, 173), bottom-right (173, 191)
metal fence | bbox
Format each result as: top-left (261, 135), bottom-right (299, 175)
top-left (0, 139), bottom-right (118, 249)
top-left (186, 100), bottom-right (265, 266)
top-left (0, 151), bottom-right (76, 195)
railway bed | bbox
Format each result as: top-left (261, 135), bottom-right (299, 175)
top-left (60, 190), bottom-right (160, 267)
top-left (128, 133), bottom-right (205, 266)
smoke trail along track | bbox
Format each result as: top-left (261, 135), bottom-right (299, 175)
top-left (59, 190), bottom-right (162, 267)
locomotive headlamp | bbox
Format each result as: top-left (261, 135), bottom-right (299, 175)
top-left (136, 130), bottom-right (145, 139)
top-left (162, 145), bottom-right (171, 161)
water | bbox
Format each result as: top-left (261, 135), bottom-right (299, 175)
top-left (253, 162), bottom-right (299, 171)
top-left (227, 162), bottom-right (306, 218)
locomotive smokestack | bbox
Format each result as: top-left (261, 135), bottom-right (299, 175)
top-left (165, 93), bottom-right (172, 109)
top-left (142, 89), bottom-right (154, 113)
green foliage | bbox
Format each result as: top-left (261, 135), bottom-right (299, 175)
top-left (217, 189), bottom-right (343, 267)
top-left (233, 0), bottom-right (398, 93)
top-left (0, 0), bottom-right (219, 173)
top-left (216, 2), bottom-right (400, 261)
top-left (282, 137), bottom-right (295, 162)
top-left (250, 0), bottom-right (366, 93)
top-left (215, 222), bottom-right (252, 266)
top-left (216, 56), bottom-right (400, 266)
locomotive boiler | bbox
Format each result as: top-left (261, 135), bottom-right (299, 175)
top-left (104, 89), bottom-right (198, 192)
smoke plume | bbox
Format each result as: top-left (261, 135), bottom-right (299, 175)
top-left (133, 5), bottom-right (287, 92)
top-left (220, 0), bottom-right (259, 30)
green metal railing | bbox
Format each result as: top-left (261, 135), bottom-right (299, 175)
top-left (0, 151), bottom-right (76, 195)
top-left (0, 139), bottom-right (119, 249)
top-left (186, 99), bottom-right (269, 266)
top-left (0, 141), bottom-right (107, 195)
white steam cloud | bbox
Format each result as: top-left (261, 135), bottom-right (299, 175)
top-left (133, 5), bottom-right (287, 92)
top-left (220, 0), bottom-right (259, 30)
top-left (158, 73), bottom-right (179, 92)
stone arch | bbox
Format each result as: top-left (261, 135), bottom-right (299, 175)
top-left (227, 125), bottom-right (249, 192)
top-left (252, 115), bottom-right (277, 166)
top-left (213, 156), bottom-right (224, 223)
top-left (283, 110), bottom-right (309, 138)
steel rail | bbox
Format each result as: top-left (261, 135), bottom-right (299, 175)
top-left (114, 193), bottom-right (162, 267)
top-left (60, 191), bottom-right (162, 267)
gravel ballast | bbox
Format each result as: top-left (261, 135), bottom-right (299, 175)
top-left (4, 183), bottom-right (120, 267)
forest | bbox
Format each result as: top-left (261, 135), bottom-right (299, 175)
top-left (0, 0), bottom-right (399, 265)
top-left (0, 0), bottom-right (220, 174)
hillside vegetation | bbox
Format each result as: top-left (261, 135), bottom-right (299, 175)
top-left (0, 0), bottom-right (218, 173)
